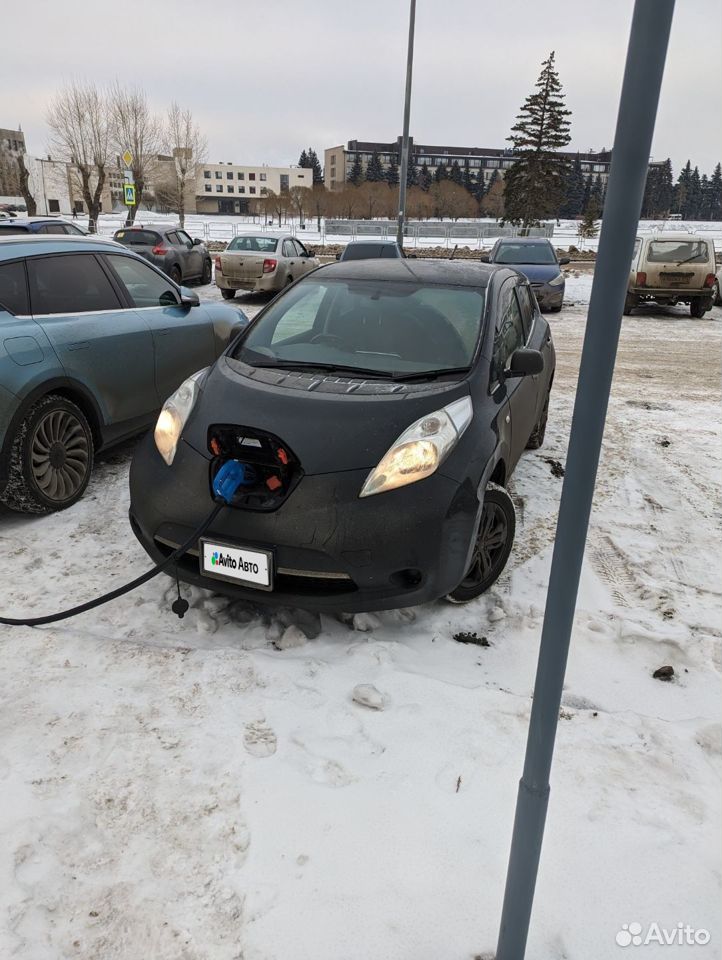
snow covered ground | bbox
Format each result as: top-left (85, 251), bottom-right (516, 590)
top-left (1, 276), bottom-right (720, 959)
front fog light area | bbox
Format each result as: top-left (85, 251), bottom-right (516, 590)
top-left (360, 396), bottom-right (472, 497)
top-left (154, 370), bottom-right (206, 465)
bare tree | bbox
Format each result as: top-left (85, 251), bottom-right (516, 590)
top-left (162, 102), bottom-right (206, 228)
top-left (356, 181), bottom-right (392, 220)
top-left (110, 83), bottom-right (161, 224)
top-left (16, 154), bottom-right (37, 215)
top-left (481, 176), bottom-right (505, 219)
top-left (263, 189), bottom-right (290, 226)
top-left (309, 183), bottom-right (328, 231)
top-left (47, 81), bottom-right (112, 232)
top-left (288, 185), bottom-right (312, 225)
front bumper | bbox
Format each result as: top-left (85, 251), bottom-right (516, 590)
top-left (129, 433), bottom-right (481, 613)
top-left (531, 283), bottom-right (564, 308)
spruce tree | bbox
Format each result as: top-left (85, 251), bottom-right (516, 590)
top-left (502, 51), bottom-right (572, 226)
top-left (434, 163), bottom-right (448, 183)
top-left (419, 161), bottom-right (432, 191)
top-left (674, 160), bottom-right (692, 216)
top-left (348, 153), bottom-right (363, 186)
top-left (450, 160), bottom-right (463, 186)
top-left (307, 149), bottom-right (323, 185)
top-left (559, 155), bottom-right (585, 217)
top-left (688, 165), bottom-right (702, 219)
top-left (698, 174), bottom-right (711, 220)
top-left (298, 149), bottom-right (309, 169)
top-left (366, 150), bottom-right (384, 182)
top-left (462, 162), bottom-right (474, 194)
top-left (405, 153), bottom-right (418, 188)
top-left (708, 162), bottom-right (722, 220)
top-left (581, 174), bottom-right (592, 213)
top-left (589, 174), bottom-right (605, 214)
top-left (385, 154), bottom-right (399, 186)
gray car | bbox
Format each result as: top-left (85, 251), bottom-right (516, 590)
top-left (113, 224), bottom-right (213, 286)
top-left (484, 238), bottom-right (569, 312)
top-left (0, 235), bottom-right (247, 514)
top-left (215, 232), bottom-right (319, 298)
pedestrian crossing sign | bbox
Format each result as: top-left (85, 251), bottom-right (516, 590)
top-left (124, 184), bottom-right (136, 206)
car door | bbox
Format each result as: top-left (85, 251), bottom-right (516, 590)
top-left (282, 238), bottom-right (298, 282)
top-left (491, 279), bottom-right (538, 470)
top-left (292, 239), bottom-right (315, 277)
top-left (515, 281), bottom-right (551, 424)
top-left (27, 252), bottom-right (157, 426)
top-left (103, 252), bottom-right (215, 403)
top-left (176, 228), bottom-right (203, 280)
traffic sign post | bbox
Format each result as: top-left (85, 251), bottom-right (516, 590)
top-left (124, 184), bottom-right (136, 206)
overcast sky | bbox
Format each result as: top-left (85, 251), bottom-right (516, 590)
top-left (2, 0), bottom-right (720, 176)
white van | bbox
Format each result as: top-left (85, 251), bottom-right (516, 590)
top-left (625, 232), bottom-right (717, 317)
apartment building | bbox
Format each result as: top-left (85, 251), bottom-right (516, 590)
top-left (324, 137), bottom-right (615, 189)
top-left (196, 162), bottom-right (312, 214)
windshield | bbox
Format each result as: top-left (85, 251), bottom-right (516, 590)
top-left (647, 240), bottom-right (709, 264)
top-left (227, 236), bottom-right (279, 253)
top-left (114, 229), bottom-right (161, 246)
top-left (342, 244), bottom-right (400, 260)
top-left (233, 278), bottom-right (485, 377)
top-left (494, 242), bottom-right (556, 265)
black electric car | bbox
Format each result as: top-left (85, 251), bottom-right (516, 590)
top-left (129, 259), bottom-right (555, 613)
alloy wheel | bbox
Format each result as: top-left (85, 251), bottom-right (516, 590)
top-left (459, 500), bottom-right (509, 589)
top-left (30, 409), bottom-right (90, 502)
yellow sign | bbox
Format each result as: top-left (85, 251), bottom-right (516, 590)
top-left (124, 184), bottom-right (136, 206)
top-left (122, 150), bottom-right (133, 168)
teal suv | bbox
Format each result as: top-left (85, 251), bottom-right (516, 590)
top-left (0, 236), bottom-right (247, 513)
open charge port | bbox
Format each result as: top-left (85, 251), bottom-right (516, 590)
top-left (208, 424), bottom-right (302, 511)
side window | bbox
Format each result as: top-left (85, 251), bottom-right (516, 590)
top-left (176, 230), bottom-right (193, 247)
top-left (165, 232), bottom-right (180, 246)
top-left (270, 285), bottom-right (326, 345)
top-left (282, 240), bottom-right (296, 258)
top-left (0, 261), bottom-right (29, 315)
top-left (37, 223), bottom-right (67, 235)
top-left (292, 239), bottom-right (307, 257)
top-left (105, 254), bottom-right (180, 308)
top-left (491, 281), bottom-right (525, 387)
top-left (515, 284), bottom-right (535, 341)
top-left (28, 254), bottom-right (121, 315)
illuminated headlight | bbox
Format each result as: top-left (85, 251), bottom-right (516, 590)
top-left (154, 369), bottom-right (206, 465)
top-left (548, 273), bottom-right (565, 286)
top-left (360, 396), bottom-right (473, 498)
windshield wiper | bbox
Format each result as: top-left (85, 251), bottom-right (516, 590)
top-left (249, 359), bottom-right (392, 379)
top-left (390, 366), bottom-right (471, 382)
top-left (675, 253), bottom-right (704, 266)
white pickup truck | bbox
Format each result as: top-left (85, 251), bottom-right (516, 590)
top-left (625, 232), bottom-right (717, 317)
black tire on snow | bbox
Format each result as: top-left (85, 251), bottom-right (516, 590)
top-left (201, 259), bottom-right (212, 284)
top-left (690, 298), bottom-right (710, 319)
top-left (220, 288), bottom-right (236, 300)
top-left (446, 482), bottom-right (516, 604)
top-left (1, 394), bottom-right (94, 515)
top-left (170, 265), bottom-right (182, 285)
top-left (623, 293), bottom-right (636, 316)
top-left (526, 390), bottom-right (550, 450)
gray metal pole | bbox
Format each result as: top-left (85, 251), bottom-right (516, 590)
top-left (495, 2), bottom-right (675, 957)
top-left (396, 0), bottom-right (416, 249)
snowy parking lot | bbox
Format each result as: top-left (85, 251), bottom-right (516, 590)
top-left (1, 275), bottom-right (720, 959)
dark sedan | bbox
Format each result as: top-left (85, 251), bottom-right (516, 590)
top-left (337, 240), bottom-right (406, 261)
top-left (0, 217), bottom-right (87, 237)
top-left (485, 238), bottom-right (569, 312)
top-left (113, 224), bottom-right (212, 286)
top-left (129, 259), bottom-right (555, 613)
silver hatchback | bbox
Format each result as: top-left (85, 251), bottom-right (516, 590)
top-left (113, 224), bottom-right (213, 286)
top-left (215, 232), bottom-right (319, 298)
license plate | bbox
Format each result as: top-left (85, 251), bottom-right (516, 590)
top-left (199, 538), bottom-right (273, 590)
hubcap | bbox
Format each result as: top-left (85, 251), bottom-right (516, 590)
top-left (31, 410), bottom-right (89, 502)
top-left (460, 500), bottom-right (508, 589)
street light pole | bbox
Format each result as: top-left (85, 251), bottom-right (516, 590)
top-left (396, 0), bottom-right (416, 249)
top-left (495, 2), bottom-right (676, 957)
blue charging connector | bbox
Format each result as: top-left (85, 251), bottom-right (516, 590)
top-left (212, 460), bottom-right (256, 504)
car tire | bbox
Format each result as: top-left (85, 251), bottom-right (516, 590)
top-left (0, 394), bottom-right (94, 515)
top-left (220, 288), bottom-right (236, 300)
top-left (526, 390), bottom-right (550, 450)
top-left (170, 265), bottom-right (182, 285)
top-left (445, 483), bottom-right (516, 604)
top-left (201, 259), bottom-right (212, 285)
top-left (550, 304), bottom-right (562, 313)
top-left (713, 279), bottom-right (721, 307)
top-left (623, 293), bottom-right (636, 316)
top-left (690, 298), bottom-right (710, 319)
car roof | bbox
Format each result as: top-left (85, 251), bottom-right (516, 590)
top-left (233, 230), bottom-right (288, 240)
top-left (644, 231), bottom-right (708, 241)
top-left (316, 258), bottom-right (501, 287)
top-left (114, 223), bottom-right (177, 233)
top-left (0, 235), bottom-right (124, 258)
top-left (495, 236), bottom-right (552, 244)
top-left (346, 239), bottom-right (399, 245)
top-left (0, 216), bottom-right (76, 226)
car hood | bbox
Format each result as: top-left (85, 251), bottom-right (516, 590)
top-left (182, 356), bottom-right (470, 474)
top-left (499, 263), bottom-right (561, 283)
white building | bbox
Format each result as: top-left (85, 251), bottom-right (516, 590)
top-left (195, 162), bottom-right (312, 214)
top-left (26, 157), bottom-right (73, 216)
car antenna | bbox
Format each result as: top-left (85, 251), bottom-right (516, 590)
top-left (449, 244), bottom-right (458, 260)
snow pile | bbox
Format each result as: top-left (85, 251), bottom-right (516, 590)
top-left (0, 298), bottom-right (720, 959)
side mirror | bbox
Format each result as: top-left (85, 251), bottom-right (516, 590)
top-left (506, 347), bottom-right (544, 378)
top-left (479, 252), bottom-right (490, 263)
top-left (192, 237), bottom-right (202, 246)
top-left (335, 252), bottom-right (342, 261)
top-left (180, 286), bottom-right (200, 307)
top-left (558, 256), bottom-right (570, 265)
